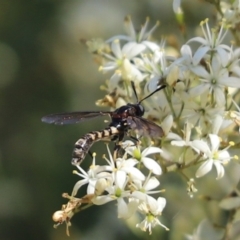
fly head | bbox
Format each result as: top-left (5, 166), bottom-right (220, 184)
top-left (126, 103), bottom-right (145, 117)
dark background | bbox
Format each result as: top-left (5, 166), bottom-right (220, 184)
top-left (0, 1), bottom-right (221, 239)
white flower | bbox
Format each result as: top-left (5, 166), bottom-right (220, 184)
top-left (174, 44), bottom-right (206, 68)
top-left (90, 145), bottom-right (142, 219)
top-left (171, 121), bottom-right (193, 147)
top-left (71, 154), bottom-right (111, 196)
top-left (143, 89), bottom-right (171, 123)
top-left (187, 19), bottom-right (231, 66)
top-left (142, 49), bottom-right (170, 92)
top-left (161, 115), bottom-right (173, 134)
top-left (182, 94), bottom-right (225, 133)
top-left (107, 16), bottom-right (159, 44)
top-left (189, 56), bottom-right (240, 107)
top-left (92, 170), bottom-right (135, 218)
top-left (177, 44), bottom-right (195, 66)
top-left (132, 173), bottom-right (161, 198)
top-left (136, 197), bottom-right (169, 234)
top-left (99, 40), bottom-right (146, 90)
top-left (124, 141), bottom-right (163, 175)
top-left (104, 144), bottom-right (146, 181)
top-left (100, 40), bottom-right (145, 72)
top-left (191, 134), bottom-right (232, 179)
top-left (132, 51), bottom-right (163, 85)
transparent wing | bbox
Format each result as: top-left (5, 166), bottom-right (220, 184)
top-left (127, 117), bottom-right (164, 138)
top-left (41, 111), bottom-right (112, 125)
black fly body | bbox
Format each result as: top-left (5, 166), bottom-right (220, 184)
top-left (42, 82), bottom-right (166, 165)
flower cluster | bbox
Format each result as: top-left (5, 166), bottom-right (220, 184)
top-left (53, 4), bottom-right (240, 236)
top-left (53, 143), bottom-right (168, 235)
top-left (88, 16), bottom-right (239, 179)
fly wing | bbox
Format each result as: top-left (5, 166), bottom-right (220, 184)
top-left (41, 111), bottom-right (112, 125)
top-left (127, 116), bottom-right (164, 138)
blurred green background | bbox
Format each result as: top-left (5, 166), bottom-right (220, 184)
top-left (0, 0), bottom-right (222, 239)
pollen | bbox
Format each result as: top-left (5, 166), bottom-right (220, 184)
top-left (200, 18), bottom-right (209, 26)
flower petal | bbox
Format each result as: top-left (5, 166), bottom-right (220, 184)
top-left (208, 134), bottom-right (220, 152)
top-left (220, 77), bottom-right (240, 88)
top-left (123, 167), bottom-right (145, 181)
top-left (216, 47), bottom-right (229, 67)
top-left (190, 65), bottom-right (209, 79)
top-left (144, 177), bottom-right (160, 191)
top-left (115, 171), bottom-right (127, 189)
top-left (72, 179), bottom-right (88, 196)
top-left (146, 195), bottom-right (159, 214)
top-left (196, 159), bottom-right (213, 178)
top-left (132, 191), bottom-right (147, 201)
top-left (214, 87), bottom-right (225, 107)
top-left (142, 146), bottom-right (162, 156)
top-left (191, 140), bottom-right (211, 155)
top-left (173, 0), bottom-right (181, 13)
top-left (92, 195), bottom-right (114, 205)
top-left (122, 42), bottom-right (146, 58)
top-left (117, 198), bottom-right (129, 218)
top-left (156, 197), bottom-right (167, 212)
top-left (187, 37), bottom-right (208, 45)
top-left (192, 46), bottom-right (210, 65)
top-left (214, 162), bottom-right (225, 179)
top-left (142, 157), bottom-right (162, 175)
top-left (218, 150), bottom-right (230, 162)
top-left (171, 140), bottom-right (186, 147)
top-left (111, 40), bottom-right (122, 59)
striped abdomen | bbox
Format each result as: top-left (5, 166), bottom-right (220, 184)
top-left (72, 126), bottom-right (119, 165)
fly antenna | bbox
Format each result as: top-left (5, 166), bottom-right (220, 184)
top-left (139, 84), bottom-right (166, 104)
top-left (131, 81), bottom-right (139, 103)
top-left (131, 81), bottom-right (166, 104)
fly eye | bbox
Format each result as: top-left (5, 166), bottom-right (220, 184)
top-left (137, 104), bottom-right (144, 116)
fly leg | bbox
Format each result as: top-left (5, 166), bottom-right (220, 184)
top-left (112, 133), bottom-right (141, 161)
top-left (128, 134), bottom-right (142, 148)
top-left (112, 132), bottom-right (124, 161)
top-left (88, 150), bottom-right (93, 159)
top-left (129, 135), bottom-right (138, 142)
